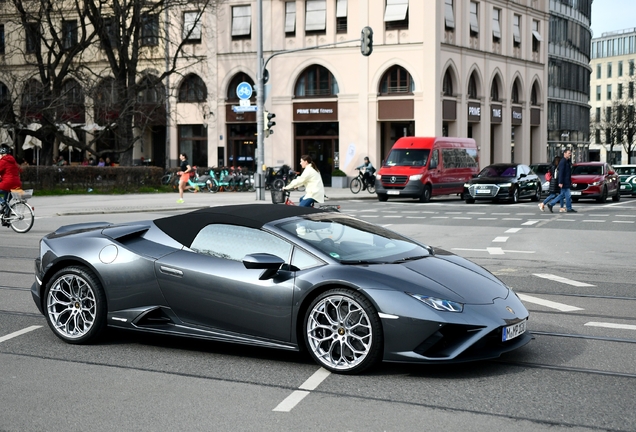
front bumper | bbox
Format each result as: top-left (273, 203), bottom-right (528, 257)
top-left (465, 184), bottom-right (513, 201)
top-left (375, 179), bottom-right (424, 198)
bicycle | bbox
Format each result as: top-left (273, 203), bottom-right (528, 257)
top-left (1, 189), bottom-right (35, 233)
top-left (349, 168), bottom-right (376, 194)
top-left (272, 189), bottom-right (340, 212)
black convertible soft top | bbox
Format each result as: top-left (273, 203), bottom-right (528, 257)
top-left (154, 204), bottom-right (322, 247)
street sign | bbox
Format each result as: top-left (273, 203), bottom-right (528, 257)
top-left (232, 105), bottom-right (259, 113)
top-left (239, 99), bottom-right (250, 107)
top-left (236, 82), bottom-right (253, 100)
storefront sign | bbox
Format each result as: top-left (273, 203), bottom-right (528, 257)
top-left (468, 102), bottom-right (481, 122)
top-left (491, 104), bottom-right (502, 123)
top-left (378, 99), bottom-right (414, 120)
top-left (512, 106), bottom-right (523, 125)
top-left (530, 108), bottom-right (541, 126)
top-left (442, 100), bottom-right (456, 121)
top-left (293, 102), bottom-right (338, 121)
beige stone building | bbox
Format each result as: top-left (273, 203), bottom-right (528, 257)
top-left (212, 0), bottom-right (549, 184)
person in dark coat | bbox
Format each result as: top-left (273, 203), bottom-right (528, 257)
top-left (539, 156), bottom-right (564, 212)
top-left (547, 148), bottom-right (576, 213)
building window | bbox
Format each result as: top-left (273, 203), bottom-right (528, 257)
top-left (183, 11), bottom-right (202, 43)
top-left (385, 0), bottom-right (409, 31)
top-left (141, 14), bottom-right (159, 46)
top-left (59, 79), bottom-right (85, 123)
top-left (467, 74), bottom-right (478, 99)
top-left (102, 18), bottom-right (118, 49)
top-left (596, 64), bottom-right (601, 79)
top-left (444, 0), bottom-right (454, 30)
top-left (596, 85), bottom-right (601, 101)
top-left (469, 2), bottom-right (478, 36)
top-left (0, 24), bottom-right (4, 55)
top-left (26, 22), bottom-right (40, 54)
top-left (595, 107), bottom-right (600, 122)
top-left (512, 14), bottom-right (521, 48)
top-left (294, 65), bottom-right (338, 97)
top-left (305, 0), bottom-right (326, 34)
top-left (532, 20), bottom-right (541, 53)
top-left (443, 70), bottom-right (454, 96)
top-left (379, 66), bottom-right (414, 95)
top-left (618, 61), bottom-right (623, 77)
top-left (606, 107), bottom-right (611, 122)
top-left (492, 8), bottom-right (501, 42)
top-left (179, 74), bottom-right (207, 102)
top-left (607, 84), bottom-right (612, 100)
top-left (511, 81), bottom-right (520, 104)
top-left (595, 129), bottom-right (600, 143)
top-left (618, 83), bottom-right (623, 99)
top-left (62, 20), bottom-right (78, 50)
top-left (490, 80), bottom-right (499, 101)
top-left (607, 62), bottom-right (612, 78)
top-left (232, 6), bottom-right (252, 39)
top-left (336, 0), bottom-right (348, 33)
top-left (285, 2), bottom-right (296, 36)
top-left (629, 81), bottom-right (634, 99)
top-left (630, 60), bottom-right (635, 76)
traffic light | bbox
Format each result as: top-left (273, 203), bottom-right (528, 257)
top-left (264, 110), bottom-right (276, 137)
top-left (361, 26), bottom-right (373, 57)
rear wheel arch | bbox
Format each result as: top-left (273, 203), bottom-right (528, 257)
top-left (41, 259), bottom-right (107, 311)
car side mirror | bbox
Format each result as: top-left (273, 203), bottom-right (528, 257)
top-left (519, 173), bottom-right (527, 178)
top-left (243, 253), bottom-right (285, 280)
top-left (609, 170), bottom-right (615, 175)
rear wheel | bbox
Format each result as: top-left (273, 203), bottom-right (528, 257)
top-left (612, 188), bottom-right (621, 202)
top-left (349, 178), bottom-right (362, 194)
top-left (418, 185), bottom-right (431, 203)
top-left (44, 266), bottom-right (107, 344)
top-left (8, 201), bottom-right (34, 233)
top-left (304, 289), bottom-right (383, 374)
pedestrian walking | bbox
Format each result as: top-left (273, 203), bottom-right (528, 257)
top-left (538, 156), bottom-right (565, 212)
top-left (547, 148), bottom-right (577, 213)
top-left (176, 153), bottom-right (194, 203)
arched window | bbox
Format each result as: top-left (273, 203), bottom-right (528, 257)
top-left (467, 73), bottom-right (478, 99)
top-left (179, 74), bottom-right (207, 102)
top-left (59, 79), bottom-right (85, 123)
top-left (490, 79), bottom-right (500, 101)
top-left (94, 78), bottom-right (121, 123)
top-left (294, 65), bottom-right (338, 97)
top-left (21, 79), bottom-right (47, 121)
top-left (227, 73), bottom-right (254, 101)
top-left (511, 79), bottom-right (520, 103)
top-left (137, 75), bottom-right (165, 104)
top-left (442, 69), bottom-right (454, 96)
top-left (0, 82), bottom-right (13, 122)
top-left (531, 82), bottom-right (539, 106)
top-left (379, 66), bottom-right (414, 95)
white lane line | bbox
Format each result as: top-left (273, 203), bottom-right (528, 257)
top-left (585, 322), bottom-right (636, 331)
top-left (522, 220), bottom-right (539, 226)
top-left (431, 216), bottom-right (449, 219)
top-left (452, 248), bottom-right (535, 255)
top-left (406, 216), bottom-right (427, 219)
top-left (506, 228), bottom-right (522, 233)
top-left (0, 326), bottom-right (42, 343)
top-left (517, 293), bottom-right (584, 312)
top-left (613, 221), bottom-right (635, 224)
top-left (478, 217), bottom-right (497, 220)
top-left (502, 218), bottom-right (522, 221)
top-left (583, 220), bottom-right (605, 223)
top-left (273, 368), bottom-right (331, 412)
top-left (453, 217), bottom-right (472, 220)
top-left (492, 237), bottom-right (508, 243)
top-left (493, 213), bottom-right (510, 215)
top-left (533, 273), bottom-right (595, 287)
top-left (486, 247), bottom-right (505, 255)
top-left (467, 212), bottom-right (486, 215)
top-left (616, 214), bottom-right (636, 218)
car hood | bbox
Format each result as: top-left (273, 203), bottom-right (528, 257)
top-left (359, 253), bottom-right (509, 305)
top-left (468, 176), bottom-right (516, 184)
top-left (571, 174), bottom-right (604, 183)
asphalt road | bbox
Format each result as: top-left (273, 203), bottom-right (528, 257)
top-left (1, 192), bottom-right (635, 432)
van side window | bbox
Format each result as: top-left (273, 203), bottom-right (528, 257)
top-left (442, 148), bottom-right (478, 169)
top-left (429, 150), bottom-right (439, 169)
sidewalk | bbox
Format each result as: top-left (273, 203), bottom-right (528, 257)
top-left (29, 187), bottom-right (377, 217)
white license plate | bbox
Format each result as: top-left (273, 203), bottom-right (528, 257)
top-left (502, 319), bottom-right (527, 342)
top-left (387, 190), bottom-right (400, 195)
top-left (571, 191), bottom-right (581, 196)
top-left (476, 189), bottom-right (491, 194)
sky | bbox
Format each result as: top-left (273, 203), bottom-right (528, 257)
top-left (590, 0), bottom-right (636, 37)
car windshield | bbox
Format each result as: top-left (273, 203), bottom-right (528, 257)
top-left (572, 165), bottom-right (603, 175)
top-left (615, 166), bottom-right (636, 175)
top-left (277, 214), bottom-right (430, 265)
top-left (478, 165), bottom-right (516, 177)
top-left (384, 149), bottom-right (430, 167)
top-left (530, 164), bottom-right (549, 175)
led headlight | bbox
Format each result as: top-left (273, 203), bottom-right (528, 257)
top-left (408, 293), bottom-right (464, 312)
top-left (499, 183), bottom-right (512, 187)
top-left (590, 180), bottom-right (602, 186)
top-left (409, 174), bottom-right (423, 181)
top-left (464, 183), bottom-right (471, 188)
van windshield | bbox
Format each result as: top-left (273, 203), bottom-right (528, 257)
top-left (384, 149), bottom-right (430, 167)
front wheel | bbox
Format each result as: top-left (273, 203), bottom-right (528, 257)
top-left (349, 177), bottom-right (362, 194)
top-left (418, 185), bottom-right (431, 203)
top-left (272, 179), bottom-right (285, 191)
top-left (44, 266), bottom-right (107, 344)
top-left (511, 188), bottom-right (519, 204)
top-left (304, 289), bottom-right (383, 374)
top-left (596, 186), bottom-right (608, 203)
top-left (8, 201), bottom-right (34, 233)
top-left (377, 193), bottom-right (388, 202)
top-left (206, 180), bottom-right (219, 193)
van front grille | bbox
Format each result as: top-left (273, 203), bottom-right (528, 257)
top-left (381, 175), bottom-right (408, 185)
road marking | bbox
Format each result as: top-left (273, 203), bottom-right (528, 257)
top-left (613, 220), bottom-right (635, 224)
top-left (492, 213), bottom-right (510, 215)
top-left (467, 212), bottom-right (486, 215)
top-left (521, 220), bottom-right (539, 226)
top-left (453, 248), bottom-right (535, 255)
top-left (517, 293), bottom-right (584, 312)
top-left (431, 216), bottom-right (449, 219)
top-left (453, 217), bottom-right (472, 220)
top-left (585, 322), bottom-right (636, 331)
top-left (505, 228), bottom-right (522, 233)
top-left (273, 368), bottom-right (331, 412)
top-left (0, 326), bottom-right (42, 343)
top-left (617, 214), bottom-right (636, 218)
top-left (492, 237), bottom-right (508, 242)
top-left (486, 247), bottom-right (505, 255)
top-left (583, 220), bottom-right (605, 223)
top-left (478, 217), bottom-right (497, 220)
top-left (533, 273), bottom-right (595, 287)
top-left (406, 216), bottom-right (427, 219)
top-left (502, 218), bottom-right (522, 221)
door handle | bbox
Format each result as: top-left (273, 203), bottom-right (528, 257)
top-left (160, 266), bottom-right (183, 277)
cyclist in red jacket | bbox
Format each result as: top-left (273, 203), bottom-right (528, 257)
top-left (0, 144), bottom-right (22, 211)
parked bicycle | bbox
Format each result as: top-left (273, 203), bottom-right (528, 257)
top-left (1, 189), bottom-right (35, 233)
top-left (187, 167), bottom-right (218, 193)
top-left (349, 168), bottom-right (376, 194)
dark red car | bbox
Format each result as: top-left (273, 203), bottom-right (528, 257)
top-left (571, 162), bottom-right (620, 203)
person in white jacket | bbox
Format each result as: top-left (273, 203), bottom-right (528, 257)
top-left (284, 154), bottom-right (325, 207)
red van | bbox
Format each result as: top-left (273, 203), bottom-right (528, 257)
top-left (375, 137), bottom-right (479, 202)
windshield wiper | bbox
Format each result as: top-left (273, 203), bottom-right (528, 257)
top-left (339, 259), bottom-right (378, 265)
top-left (390, 255), bottom-right (429, 264)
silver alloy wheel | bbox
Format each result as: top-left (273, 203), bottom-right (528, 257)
top-left (306, 294), bottom-right (373, 371)
top-left (46, 273), bottom-right (97, 339)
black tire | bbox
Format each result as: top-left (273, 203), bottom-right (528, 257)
top-left (511, 188), bottom-right (519, 204)
top-left (465, 197), bottom-right (475, 204)
top-left (206, 180), bottom-right (219, 193)
top-left (8, 201), bottom-right (34, 233)
top-left (377, 193), bottom-right (388, 202)
top-left (44, 266), bottom-right (107, 344)
top-left (350, 177), bottom-right (362, 194)
top-left (367, 183), bottom-right (376, 194)
top-left (597, 187), bottom-right (608, 203)
top-left (612, 188), bottom-right (621, 202)
top-left (160, 174), bottom-right (172, 185)
top-left (418, 185), bottom-right (431, 203)
top-left (272, 179), bottom-right (285, 191)
top-left (304, 288), bottom-right (383, 374)
top-left (531, 186), bottom-right (541, 202)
